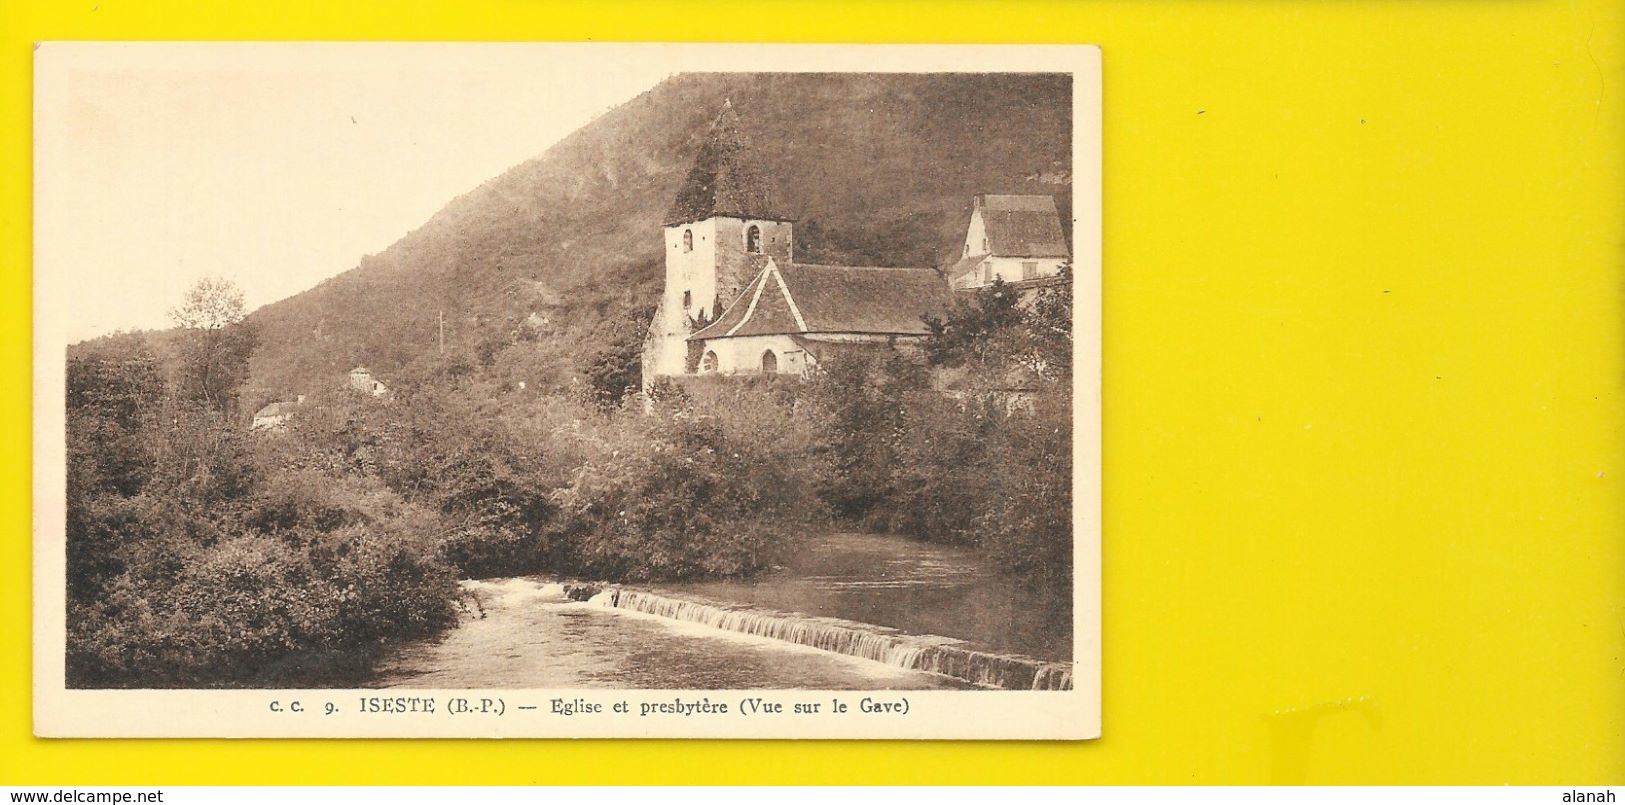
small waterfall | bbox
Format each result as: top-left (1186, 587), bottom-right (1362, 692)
top-left (463, 577), bottom-right (569, 603)
top-left (593, 588), bottom-right (1073, 691)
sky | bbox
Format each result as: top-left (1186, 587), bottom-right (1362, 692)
top-left (35, 43), bottom-right (671, 344)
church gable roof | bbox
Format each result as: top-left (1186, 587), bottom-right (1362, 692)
top-left (977, 194), bottom-right (1070, 259)
top-left (783, 264), bottom-right (949, 335)
top-left (688, 261), bottom-right (797, 341)
top-left (665, 101), bottom-right (788, 226)
top-left (691, 260), bottom-right (950, 341)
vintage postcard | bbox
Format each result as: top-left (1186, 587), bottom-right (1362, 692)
top-left (33, 42), bottom-right (1101, 739)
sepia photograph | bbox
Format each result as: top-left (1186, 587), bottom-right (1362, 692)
top-left (33, 42), bottom-right (1100, 738)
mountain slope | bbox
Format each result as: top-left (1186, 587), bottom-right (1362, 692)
top-left (242, 71), bottom-right (1072, 405)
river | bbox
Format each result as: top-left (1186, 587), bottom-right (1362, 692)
top-left (659, 531), bottom-right (1071, 662)
top-left (375, 532), bottom-right (1070, 690)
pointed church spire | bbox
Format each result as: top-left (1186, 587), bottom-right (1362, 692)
top-left (665, 98), bottom-right (786, 226)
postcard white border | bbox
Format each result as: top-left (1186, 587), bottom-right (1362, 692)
top-left (33, 41), bottom-right (1101, 740)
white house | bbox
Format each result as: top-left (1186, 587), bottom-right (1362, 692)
top-left (251, 394), bottom-right (306, 431)
top-left (348, 367), bottom-right (389, 397)
top-left (942, 194), bottom-right (1070, 291)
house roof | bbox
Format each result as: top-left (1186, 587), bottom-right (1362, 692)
top-left (999, 274), bottom-right (1070, 293)
top-left (665, 101), bottom-right (789, 226)
top-left (944, 253), bottom-right (988, 281)
top-left (254, 401), bottom-right (298, 419)
top-left (976, 194), bottom-right (1070, 259)
top-left (690, 260), bottom-right (951, 341)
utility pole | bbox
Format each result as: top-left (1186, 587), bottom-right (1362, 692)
top-left (438, 310), bottom-right (445, 354)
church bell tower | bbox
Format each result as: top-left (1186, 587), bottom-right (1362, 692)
top-left (643, 99), bottom-right (794, 384)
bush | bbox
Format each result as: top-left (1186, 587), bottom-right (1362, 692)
top-left (583, 302), bottom-right (656, 410)
top-left (879, 391), bottom-right (999, 542)
top-left (314, 525), bottom-right (464, 653)
top-left (973, 392), bottom-right (1073, 591)
top-left (805, 351), bottom-right (928, 521)
top-left (67, 516), bottom-right (461, 688)
top-left (65, 352), bottom-right (466, 688)
top-left (548, 388), bottom-right (823, 580)
top-left (271, 390), bottom-right (558, 578)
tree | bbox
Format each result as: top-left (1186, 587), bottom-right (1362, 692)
top-left (584, 302), bottom-right (656, 409)
top-left (1023, 263), bottom-right (1072, 382)
top-left (922, 267), bottom-right (1073, 386)
top-left (922, 277), bottom-right (1024, 368)
top-left (806, 350), bottom-right (927, 520)
top-left (66, 347), bottom-right (164, 605)
top-left (168, 277), bottom-right (256, 414)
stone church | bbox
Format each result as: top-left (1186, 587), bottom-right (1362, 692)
top-left (642, 101), bottom-right (1069, 386)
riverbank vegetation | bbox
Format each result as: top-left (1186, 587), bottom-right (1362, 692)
top-left (66, 274), bottom-right (1071, 687)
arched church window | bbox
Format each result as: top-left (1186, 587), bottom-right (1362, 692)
top-left (683, 229), bottom-right (693, 252)
top-left (701, 351), bottom-right (718, 374)
top-left (746, 225), bottom-right (762, 254)
top-left (761, 350), bottom-right (778, 374)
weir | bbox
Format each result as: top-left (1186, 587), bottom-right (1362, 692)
top-left (589, 587), bottom-right (1073, 691)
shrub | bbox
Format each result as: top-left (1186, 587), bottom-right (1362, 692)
top-left (314, 525), bottom-right (463, 653)
top-left (583, 302), bottom-right (656, 409)
top-left (549, 393), bottom-right (821, 581)
top-left (272, 390), bottom-right (558, 578)
top-left (805, 351), bottom-right (928, 521)
top-left (67, 518), bottom-right (461, 688)
top-left (880, 390), bottom-right (1000, 542)
top-left (972, 392), bottom-right (1073, 591)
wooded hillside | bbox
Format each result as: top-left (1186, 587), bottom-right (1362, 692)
top-left (235, 72), bottom-right (1072, 407)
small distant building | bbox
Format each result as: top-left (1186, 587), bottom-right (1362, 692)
top-left (348, 367), bottom-right (389, 397)
top-left (251, 394), bottom-right (306, 431)
top-left (944, 194), bottom-right (1070, 292)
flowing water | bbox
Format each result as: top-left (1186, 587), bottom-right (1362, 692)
top-left (375, 578), bottom-right (962, 689)
top-left (375, 532), bottom-right (1070, 690)
top-left (660, 532), bottom-right (1072, 662)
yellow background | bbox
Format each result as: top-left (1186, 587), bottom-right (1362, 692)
top-left (3, 0), bottom-right (1622, 785)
